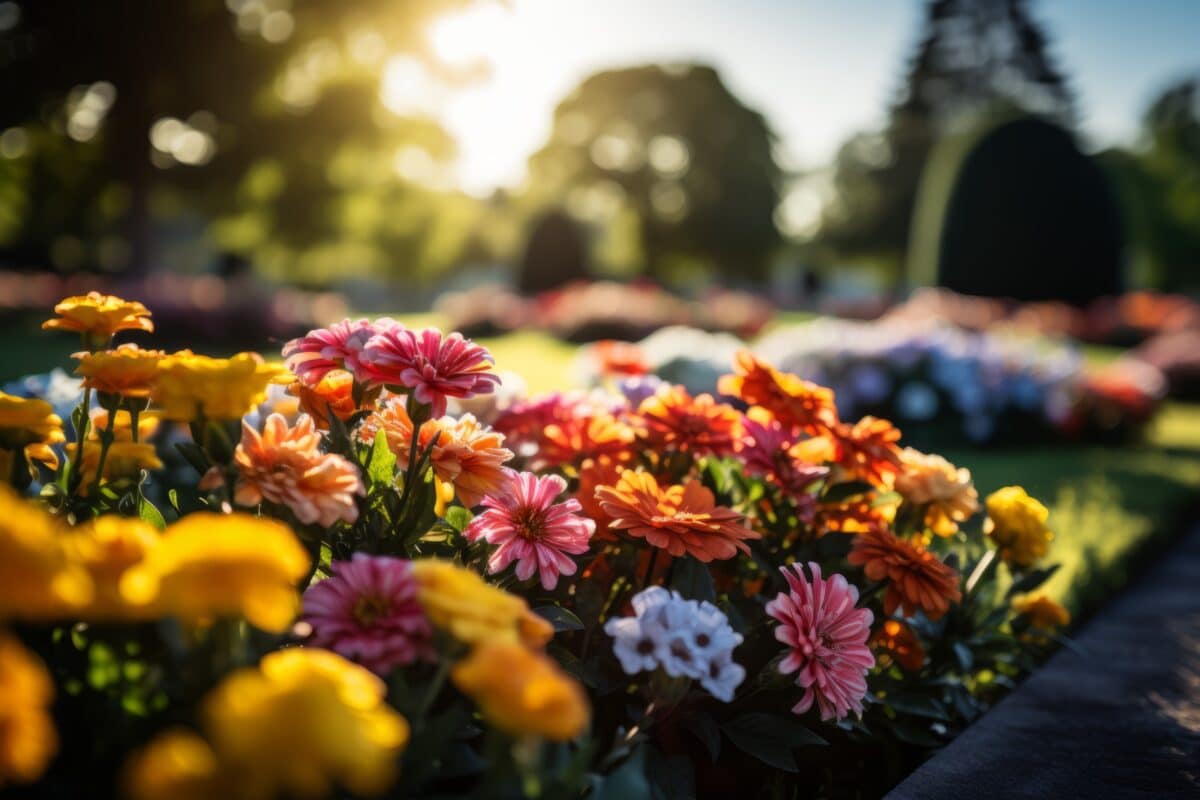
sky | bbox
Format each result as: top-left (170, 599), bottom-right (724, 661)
top-left (402, 0), bottom-right (1200, 196)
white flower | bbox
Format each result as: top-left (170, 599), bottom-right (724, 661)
top-left (605, 616), bottom-right (667, 674)
top-left (699, 648), bottom-right (746, 702)
top-left (688, 601), bottom-right (743, 661)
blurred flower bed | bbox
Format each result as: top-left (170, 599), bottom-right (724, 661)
top-left (0, 291), bottom-right (1074, 798)
top-left (436, 279), bottom-right (774, 342)
top-left (579, 319), bottom-right (1166, 446)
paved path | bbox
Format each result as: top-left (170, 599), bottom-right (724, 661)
top-left (888, 524), bottom-right (1200, 799)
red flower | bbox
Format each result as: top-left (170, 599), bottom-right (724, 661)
top-left (829, 416), bottom-right (903, 487)
top-left (636, 386), bottom-right (742, 456)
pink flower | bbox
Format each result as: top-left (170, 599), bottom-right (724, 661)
top-left (464, 471), bottom-right (594, 590)
top-left (737, 414), bottom-right (828, 519)
top-left (765, 562), bottom-right (875, 721)
top-left (362, 327), bottom-right (500, 417)
top-left (282, 318), bottom-right (398, 385)
top-left (302, 554), bottom-right (435, 675)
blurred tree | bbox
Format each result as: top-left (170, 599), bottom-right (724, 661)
top-left (525, 64), bottom-right (782, 285)
top-left (0, 0), bottom-right (479, 278)
top-left (815, 0), bottom-right (1075, 274)
top-left (517, 210), bottom-right (588, 294)
top-left (1101, 75), bottom-right (1200, 291)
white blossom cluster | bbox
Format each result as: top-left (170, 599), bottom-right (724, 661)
top-left (604, 587), bottom-right (745, 702)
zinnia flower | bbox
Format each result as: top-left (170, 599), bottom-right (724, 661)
top-left (42, 291), bottom-right (153, 343)
top-left (153, 351), bottom-right (291, 421)
top-left (282, 318), bottom-right (392, 386)
top-left (410, 559), bottom-right (554, 649)
top-left (595, 471), bottom-right (760, 562)
top-left (228, 413), bottom-right (363, 527)
top-left (984, 486), bottom-right (1053, 568)
top-left (288, 369), bottom-right (359, 429)
top-left (74, 343), bottom-right (164, 399)
top-left (0, 633), bottom-right (58, 786)
top-left (718, 351), bottom-right (838, 434)
top-left (119, 513), bottom-right (310, 633)
top-left (0, 485), bottom-right (93, 619)
top-left (847, 527), bottom-right (962, 620)
top-left (870, 620), bottom-right (925, 671)
top-left (464, 471), bottom-right (594, 590)
top-left (541, 408), bottom-right (638, 468)
top-left (62, 516), bottom-right (160, 620)
top-left (361, 327), bottom-right (499, 417)
top-left (1012, 593), bottom-right (1070, 631)
top-left (765, 562), bottom-right (875, 721)
top-left (0, 391), bottom-right (65, 471)
top-left (736, 411), bottom-right (829, 510)
top-left (302, 554), bottom-right (435, 675)
top-left (894, 448), bottom-right (979, 535)
top-left (636, 385), bottom-right (742, 456)
top-left (829, 416), bottom-right (903, 487)
top-left (451, 641), bottom-right (590, 741)
top-left (575, 455), bottom-right (623, 538)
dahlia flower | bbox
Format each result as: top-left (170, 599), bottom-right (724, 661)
top-left (282, 317), bottom-right (394, 385)
top-left (302, 554), bottom-right (435, 675)
top-left (288, 369), bottom-right (359, 429)
top-left (765, 562), bottom-right (874, 721)
top-left (894, 447), bottom-right (979, 535)
top-left (718, 350), bottom-right (838, 434)
top-left (847, 527), bottom-right (962, 620)
top-left (42, 291), bottom-right (153, 341)
top-left (361, 327), bottom-right (499, 417)
top-left (464, 471), bottom-right (594, 590)
top-left (595, 471), bottom-right (759, 562)
top-left (636, 385), bottom-right (742, 456)
top-left (984, 486), bottom-right (1053, 567)
top-left (229, 413), bottom-right (363, 527)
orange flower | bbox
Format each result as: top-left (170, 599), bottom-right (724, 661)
top-left (870, 620), bottom-right (925, 671)
top-left (42, 292), bottom-right (153, 340)
top-left (360, 404), bottom-right (512, 508)
top-left (829, 416), bottom-right (903, 486)
top-left (288, 370), bottom-right (360, 429)
top-left (229, 413), bottom-right (364, 527)
top-left (595, 470), bottom-right (759, 562)
top-left (576, 456), bottom-right (623, 539)
top-left (541, 410), bottom-right (637, 468)
top-left (1012, 594), bottom-right (1070, 631)
top-left (813, 497), bottom-right (891, 536)
top-left (717, 351), bottom-right (837, 434)
top-left (89, 408), bottom-right (162, 442)
top-left (636, 386), bottom-right (741, 456)
top-left (74, 344), bottom-right (165, 399)
top-left (847, 527), bottom-right (961, 620)
top-left (894, 448), bottom-right (979, 535)
top-left (591, 340), bottom-right (649, 376)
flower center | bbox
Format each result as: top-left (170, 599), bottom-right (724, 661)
top-left (637, 638), bottom-right (656, 655)
top-left (516, 507), bottom-right (545, 540)
top-left (353, 594), bottom-right (391, 627)
top-left (695, 633), bottom-right (711, 647)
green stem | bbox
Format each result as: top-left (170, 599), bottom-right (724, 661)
top-left (415, 657), bottom-right (451, 719)
top-left (66, 386), bottom-right (93, 496)
top-left (88, 412), bottom-right (117, 497)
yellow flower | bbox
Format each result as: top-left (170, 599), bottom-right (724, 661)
top-left (42, 291), bottom-right (153, 341)
top-left (983, 486), bottom-right (1053, 568)
top-left (89, 408), bottom-right (162, 442)
top-left (153, 351), bottom-right (291, 422)
top-left (62, 516), bottom-right (160, 620)
top-left (1012, 594), bottom-right (1071, 631)
top-left (122, 729), bottom-right (221, 800)
top-left (119, 513), bottom-right (310, 632)
top-left (451, 641), bottom-right (589, 741)
top-left (200, 648), bottom-right (409, 799)
top-left (74, 343), bottom-right (165, 399)
top-left (0, 633), bottom-right (57, 786)
top-left (411, 560), bottom-right (554, 649)
top-left (0, 485), bottom-right (93, 619)
top-left (0, 392), bottom-right (65, 471)
top-left (65, 441), bottom-right (163, 493)
top-left (894, 447), bottom-right (980, 536)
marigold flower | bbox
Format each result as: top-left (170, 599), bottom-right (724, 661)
top-left (636, 385), bottom-right (742, 456)
top-left (1012, 593), bottom-right (1070, 631)
top-left (829, 416), bottom-right (903, 486)
top-left (452, 641), bottom-right (590, 741)
top-left (894, 448), bottom-right (979, 535)
top-left (765, 562), bottom-right (875, 721)
top-left (74, 343), bottom-right (165, 399)
top-left (283, 317), bottom-right (392, 386)
top-left (201, 648), bottom-right (409, 799)
top-left (718, 351), bottom-right (838, 434)
top-left (62, 516), bottom-right (160, 620)
top-left (65, 440), bottom-right (163, 492)
top-left (0, 485), bottom-right (93, 619)
top-left (0, 391), bottom-right (65, 471)
top-left (870, 620), bottom-right (925, 671)
top-left (410, 559), bottom-right (553, 649)
top-left (288, 369), bottom-right (359, 429)
top-left (984, 486), bottom-right (1053, 568)
top-left (595, 471), bottom-right (760, 562)
top-left (229, 413), bottom-right (363, 527)
top-left (154, 351), bottom-right (291, 422)
top-left (42, 291), bottom-right (153, 341)
top-left (123, 729), bottom-right (221, 800)
top-left (847, 527), bottom-right (962, 620)
top-left (361, 327), bottom-right (499, 417)
top-left (465, 471), bottom-right (594, 590)
top-left (302, 554), bottom-right (435, 675)
top-left (0, 633), bottom-right (58, 786)
top-left (119, 513), bottom-right (310, 633)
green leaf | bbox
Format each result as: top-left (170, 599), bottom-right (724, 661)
top-left (167, 488), bottom-right (181, 512)
top-left (1005, 564), bottom-right (1060, 599)
top-left (682, 712), bottom-right (721, 762)
top-left (138, 497), bottom-right (166, 529)
top-left (953, 642), bottom-right (974, 671)
top-left (670, 556), bottom-right (716, 603)
top-left (590, 745), bottom-right (651, 800)
top-left (822, 480), bottom-right (875, 502)
top-left (534, 605), bottom-right (585, 632)
top-left (885, 692), bottom-right (950, 721)
top-left (174, 442), bottom-right (210, 475)
top-left (443, 506), bottom-right (473, 534)
top-left (721, 713), bottom-right (827, 772)
top-left (366, 430), bottom-right (396, 485)
top-left (890, 720), bottom-right (944, 748)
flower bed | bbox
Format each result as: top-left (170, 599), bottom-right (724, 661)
top-left (0, 293), bottom-right (1078, 798)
